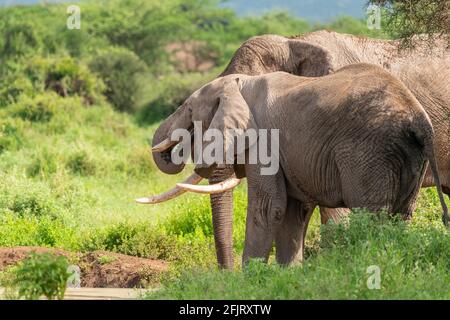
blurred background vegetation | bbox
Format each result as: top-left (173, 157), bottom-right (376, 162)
top-left (0, 0), bottom-right (387, 120)
top-left (0, 0), bottom-right (448, 298)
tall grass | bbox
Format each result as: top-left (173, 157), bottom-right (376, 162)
top-left (147, 211), bottom-right (450, 299)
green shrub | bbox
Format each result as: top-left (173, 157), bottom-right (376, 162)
top-left (102, 222), bottom-right (142, 251)
top-left (0, 74), bottom-right (35, 107)
top-left (0, 119), bottom-right (23, 153)
top-left (89, 47), bottom-right (147, 112)
top-left (2, 252), bottom-right (70, 300)
top-left (25, 56), bottom-right (105, 105)
top-left (163, 200), bottom-right (213, 238)
top-left (148, 211), bottom-right (450, 300)
top-left (123, 147), bottom-right (156, 176)
top-left (10, 92), bottom-right (59, 122)
top-left (0, 212), bottom-right (78, 249)
top-left (8, 189), bottom-right (57, 218)
top-left (66, 150), bottom-right (97, 176)
top-left (137, 72), bottom-right (214, 124)
top-left (0, 21), bottom-right (41, 58)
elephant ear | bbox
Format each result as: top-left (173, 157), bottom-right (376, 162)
top-left (194, 77), bottom-right (257, 178)
top-left (288, 40), bottom-right (335, 76)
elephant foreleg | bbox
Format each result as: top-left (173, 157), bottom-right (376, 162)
top-left (319, 207), bottom-right (350, 225)
top-left (275, 198), bottom-right (314, 266)
top-left (242, 203), bottom-right (275, 265)
top-left (242, 167), bottom-right (287, 266)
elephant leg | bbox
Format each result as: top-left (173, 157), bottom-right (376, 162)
top-left (442, 186), bottom-right (450, 198)
top-left (275, 198), bottom-right (314, 266)
top-left (209, 166), bottom-right (235, 269)
top-left (242, 205), bottom-right (275, 265)
top-left (242, 166), bottom-right (287, 266)
top-left (319, 207), bottom-right (350, 225)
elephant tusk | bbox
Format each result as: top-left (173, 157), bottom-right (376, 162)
top-left (177, 177), bottom-right (241, 194)
top-left (136, 173), bottom-right (203, 204)
top-left (152, 138), bottom-right (178, 153)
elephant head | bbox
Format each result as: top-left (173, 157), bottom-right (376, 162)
top-left (220, 34), bottom-right (335, 77)
top-left (150, 76), bottom-right (256, 179)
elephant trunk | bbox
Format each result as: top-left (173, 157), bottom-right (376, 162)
top-left (209, 166), bottom-right (235, 269)
top-left (151, 105), bottom-right (189, 175)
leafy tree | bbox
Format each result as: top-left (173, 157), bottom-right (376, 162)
top-left (89, 47), bottom-right (147, 112)
top-left (369, 0), bottom-right (450, 47)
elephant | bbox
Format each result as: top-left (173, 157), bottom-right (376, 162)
top-left (146, 63), bottom-right (448, 265)
top-left (141, 30), bottom-right (450, 269)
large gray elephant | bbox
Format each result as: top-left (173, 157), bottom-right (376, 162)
top-left (142, 30), bottom-right (450, 269)
top-left (148, 63), bottom-right (449, 265)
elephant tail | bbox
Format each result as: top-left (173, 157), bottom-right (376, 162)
top-left (412, 116), bottom-right (449, 226)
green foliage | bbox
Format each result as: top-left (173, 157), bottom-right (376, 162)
top-left (7, 189), bottom-right (57, 219)
top-left (26, 56), bottom-right (105, 105)
top-left (66, 150), bottom-right (97, 176)
top-left (10, 93), bottom-right (58, 123)
top-left (370, 0), bottom-right (450, 48)
top-left (0, 118), bottom-right (24, 153)
top-left (137, 72), bottom-right (216, 124)
top-left (89, 47), bottom-right (147, 112)
top-left (0, 74), bottom-right (34, 108)
top-left (84, 0), bottom-right (189, 69)
top-left (0, 20), bottom-right (41, 59)
top-left (2, 253), bottom-right (70, 300)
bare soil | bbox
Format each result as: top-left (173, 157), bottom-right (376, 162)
top-left (0, 247), bottom-right (168, 288)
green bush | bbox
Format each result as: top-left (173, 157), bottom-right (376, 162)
top-left (25, 56), bottom-right (105, 105)
top-left (0, 73), bottom-right (35, 107)
top-left (66, 150), bottom-right (97, 176)
top-left (148, 211), bottom-right (450, 300)
top-left (89, 47), bottom-right (147, 112)
top-left (2, 252), bottom-right (70, 300)
top-left (0, 20), bottom-right (41, 58)
top-left (0, 119), bottom-right (23, 153)
top-left (122, 146), bottom-right (156, 176)
top-left (137, 72), bottom-right (214, 124)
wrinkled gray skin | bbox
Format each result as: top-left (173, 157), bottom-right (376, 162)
top-left (156, 63), bottom-right (447, 265)
top-left (152, 30), bottom-right (450, 269)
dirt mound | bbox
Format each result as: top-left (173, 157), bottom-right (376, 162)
top-left (0, 247), bottom-right (168, 288)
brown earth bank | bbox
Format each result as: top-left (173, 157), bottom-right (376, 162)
top-left (0, 247), bottom-right (168, 288)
